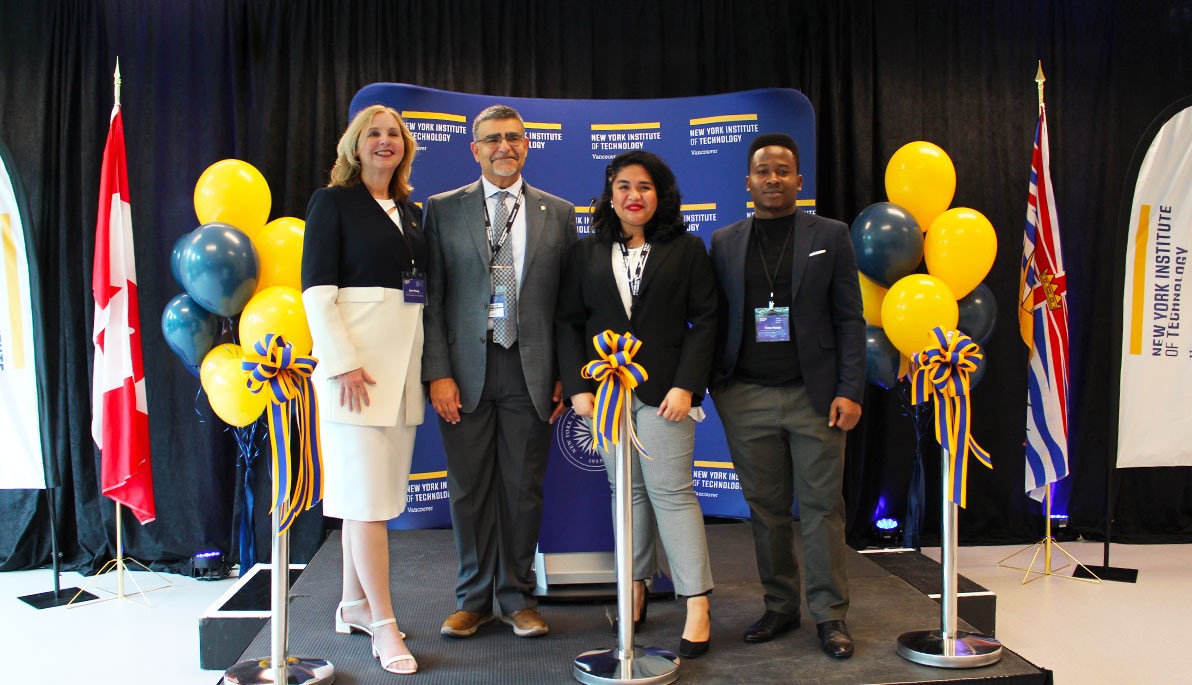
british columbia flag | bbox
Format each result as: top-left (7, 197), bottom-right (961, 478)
top-left (1019, 104), bottom-right (1070, 501)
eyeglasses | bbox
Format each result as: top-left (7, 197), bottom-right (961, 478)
top-left (476, 132), bottom-right (526, 145)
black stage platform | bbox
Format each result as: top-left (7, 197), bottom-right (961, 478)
top-left (233, 522), bottom-right (1051, 684)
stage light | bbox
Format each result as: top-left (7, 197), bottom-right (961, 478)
top-left (873, 517), bottom-right (902, 547)
top-left (190, 550), bottom-right (231, 581)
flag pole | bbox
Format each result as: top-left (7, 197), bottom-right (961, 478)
top-left (70, 58), bottom-right (170, 608)
top-left (999, 63), bottom-right (1099, 584)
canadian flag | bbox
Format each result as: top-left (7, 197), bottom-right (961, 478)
top-left (91, 104), bottom-right (155, 524)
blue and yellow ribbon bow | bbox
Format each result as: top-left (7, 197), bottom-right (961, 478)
top-left (242, 334), bottom-right (323, 533)
top-left (582, 331), bottom-right (649, 456)
top-left (911, 327), bottom-right (991, 508)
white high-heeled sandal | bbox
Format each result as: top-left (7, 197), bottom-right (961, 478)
top-left (369, 618), bottom-right (417, 675)
top-left (335, 599), bottom-right (406, 638)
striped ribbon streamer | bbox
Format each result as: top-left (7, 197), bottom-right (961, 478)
top-left (581, 330), bottom-right (649, 456)
top-left (242, 333), bottom-right (323, 533)
top-left (911, 327), bottom-right (991, 508)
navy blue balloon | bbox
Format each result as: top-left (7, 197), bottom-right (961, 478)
top-left (170, 230), bottom-right (193, 288)
top-left (957, 282), bottom-right (997, 346)
top-left (850, 202), bottom-right (924, 287)
top-left (161, 293), bottom-right (219, 368)
top-left (177, 222), bottom-right (259, 317)
top-left (865, 325), bottom-right (902, 390)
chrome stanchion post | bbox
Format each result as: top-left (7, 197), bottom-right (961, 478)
top-left (574, 391), bottom-right (680, 685)
top-left (897, 447), bottom-right (1002, 668)
top-left (224, 499), bottom-right (335, 684)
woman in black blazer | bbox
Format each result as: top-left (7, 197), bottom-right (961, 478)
top-left (557, 151), bottom-right (717, 658)
top-left (302, 105), bottom-right (426, 675)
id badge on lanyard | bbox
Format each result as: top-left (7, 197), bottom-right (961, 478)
top-left (402, 269), bottom-right (427, 304)
top-left (489, 285), bottom-right (509, 319)
top-left (754, 306), bottom-right (791, 342)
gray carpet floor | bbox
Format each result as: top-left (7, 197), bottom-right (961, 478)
top-left (239, 522), bottom-right (1048, 684)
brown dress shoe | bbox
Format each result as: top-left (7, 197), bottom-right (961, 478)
top-left (500, 608), bottom-right (549, 637)
top-left (440, 610), bottom-right (493, 638)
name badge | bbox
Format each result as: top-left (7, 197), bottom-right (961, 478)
top-left (402, 271), bottom-right (426, 304)
top-left (489, 286), bottom-right (508, 319)
top-left (754, 306), bottom-right (791, 342)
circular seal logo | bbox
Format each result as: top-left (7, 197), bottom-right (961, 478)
top-left (556, 409), bottom-right (606, 472)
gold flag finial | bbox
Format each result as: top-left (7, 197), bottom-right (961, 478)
top-left (114, 58), bottom-right (122, 107)
top-left (1035, 61), bottom-right (1045, 112)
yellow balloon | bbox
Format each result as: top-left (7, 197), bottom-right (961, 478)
top-left (924, 207), bottom-right (997, 299)
top-left (194, 159), bottom-right (272, 238)
top-left (880, 274), bottom-right (959, 358)
top-left (239, 286), bottom-right (313, 356)
top-left (885, 142), bottom-right (956, 232)
top-left (858, 273), bottom-right (888, 327)
top-left (253, 217), bottom-right (305, 293)
top-left (200, 344), bottom-right (268, 427)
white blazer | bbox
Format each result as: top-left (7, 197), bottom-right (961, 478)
top-left (303, 285), bottom-right (424, 427)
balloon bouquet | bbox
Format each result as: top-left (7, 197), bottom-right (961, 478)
top-left (160, 159), bottom-right (312, 569)
top-left (852, 142), bottom-right (999, 547)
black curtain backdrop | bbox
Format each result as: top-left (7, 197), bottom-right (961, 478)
top-left (2, 0), bottom-right (1190, 572)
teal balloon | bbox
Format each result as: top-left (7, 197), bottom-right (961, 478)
top-left (161, 293), bottom-right (219, 368)
top-left (177, 222), bottom-right (259, 317)
top-left (957, 282), bottom-right (997, 345)
top-left (850, 202), bottom-right (924, 287)
top-left (170, 230), bottom-right (193, 288)
top-left (865, 325), bottom-right (902, 390)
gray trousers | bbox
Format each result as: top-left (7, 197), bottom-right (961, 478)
top-left (440, 341), bottom-right (551, 615)
top-left (714, 379), bottom-right (849, 623)
top-left (596, 396), bottom-right (714, 598)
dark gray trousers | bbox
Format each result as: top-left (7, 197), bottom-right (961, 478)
top-left (440, 341), bottom-right (551, 615)
top-left (714, 378), bottom-right (849, 623)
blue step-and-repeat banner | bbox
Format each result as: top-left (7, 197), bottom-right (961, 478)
top-left (352, 85), bottom-right (815, 553)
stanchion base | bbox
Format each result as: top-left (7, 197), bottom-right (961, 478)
top-left (897, 629), bottom-right (1002, 668)
top-left (574, 646), bottom-right (680, 685)
top-left (223, 656), bottom-right (334, 684)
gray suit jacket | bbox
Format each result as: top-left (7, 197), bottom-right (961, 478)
top-left (422, 179), bottom-right (578, 421)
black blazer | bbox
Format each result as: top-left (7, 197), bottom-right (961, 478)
top-left (709, 210), bottom-right (865, 416)
top-left (556, 232), bottom-right (718, 407)
top-left (301, 182), bottom-right (427, 291)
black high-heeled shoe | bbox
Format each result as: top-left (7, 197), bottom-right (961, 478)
top-left (678, 606), bottom-right (711, 659)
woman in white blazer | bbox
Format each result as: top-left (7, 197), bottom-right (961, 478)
top-left (301, 105), bottom-right (427, 675)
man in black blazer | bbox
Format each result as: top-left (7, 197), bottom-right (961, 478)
top-left (423, 105), bottom-right (577, 639)
top-left (709, 133), bottom-right (865, 659)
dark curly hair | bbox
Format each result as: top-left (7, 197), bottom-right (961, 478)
top-left (590, 150), bottom-right (686, 244)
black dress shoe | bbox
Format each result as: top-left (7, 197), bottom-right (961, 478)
top-left (816, 619), bottom-right (855, 658)
top-left (678, 636), bottom-right (710, 659)
top-left (743, 609), bottom-right (800, 644)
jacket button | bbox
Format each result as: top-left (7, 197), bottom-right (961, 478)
top-left (480, 337), bottom-right (486, 343)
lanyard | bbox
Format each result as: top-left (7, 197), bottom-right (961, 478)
top-left (618, 241), bottom-right (652, 303)
top-left (751, 218), bottom-right (795, 309)
top-left (483, 191), bottom-right (524, 268)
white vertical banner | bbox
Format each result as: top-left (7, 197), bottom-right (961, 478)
top-left (0, 141), bottom-right (47, 489)
top-left (1118, 104), bottom-right (1192, 468)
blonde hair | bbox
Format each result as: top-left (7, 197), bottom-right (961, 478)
top-left (328, 105), bottom-right (416, 200)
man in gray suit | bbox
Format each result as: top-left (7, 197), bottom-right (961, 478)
top-left (423, 105), bottom-right (577, 639)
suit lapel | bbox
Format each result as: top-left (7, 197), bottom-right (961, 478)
top-left (788, 210), bottom-right (817, 304)
top-left (729, 220), bottom-right (751, 313)
top-left (636, 236), bottom-right (674, 300)
top-left (521, 182), bottom-right (547, 275)
top-left (459, 181), bottom-right (489, 263)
